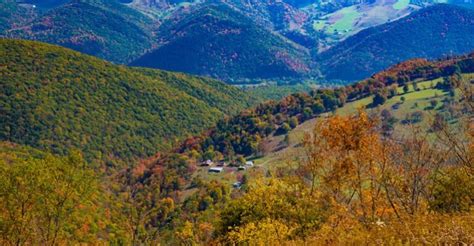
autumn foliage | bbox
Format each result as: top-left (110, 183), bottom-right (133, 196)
top-left (218, 110), bottom-right (473, 244)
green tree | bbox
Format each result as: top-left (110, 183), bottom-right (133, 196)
top-left (276, 123), bottom-right (291, 135)
top-left (372, 91), bottom-right (387, 107)
top-left (311, 102), bottom-right (325, 114)
top-left (0, 146), bottom-right (102, 245)
top-left (412, 82), bottom-right (419, 91)
top-left (403, 84), bottom-right (410, 94)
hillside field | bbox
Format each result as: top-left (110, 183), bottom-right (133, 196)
top-left (183, 74), bottom-right (472, 189)
top-left (312, 0), bottom-right (416, 46)
top-left (242, 73), bottom-right (473, 171)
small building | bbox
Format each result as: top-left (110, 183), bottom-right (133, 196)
top-left (245, 161), bottom-right (254, 167)
top-left (201, 159), bottom-right (214, 167)
top-left (217, 161), bottom-right (226, 167)
top-left (238, 166), bottom-right (246, 171)
top-left (233, 182), bottom-right (242, 189)
top-left (209, 167), bottom-right (224, 173)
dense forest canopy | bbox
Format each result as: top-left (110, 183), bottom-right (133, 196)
top-left (130, 3), bottom-right (315, 83)
top-left (0, 39), bottom-right (255, 165)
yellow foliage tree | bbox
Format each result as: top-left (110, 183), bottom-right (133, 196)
top-left (227, 218), bottom-right (296, 245)
top-left (302, 111), bottom-right (393, 223)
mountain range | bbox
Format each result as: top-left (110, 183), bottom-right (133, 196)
top-left (3, 0), bottom-right (156, 63)
top-left (2, 0), bottom-right (474, 82)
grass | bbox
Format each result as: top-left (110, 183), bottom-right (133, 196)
top-left (313, 20), bottom-right (326, 31)
top-left (338, 78), bottom-right (446, 117)
top-left (401, 88), bottom-right (444, 100)
top-left (337, 96), bottom-right (374, 116)
top-left (313, 6), bottom-right (361, 35)
top-left (396, 79), bottom-right (442, 94)
top-left (327, 6), bottom-right (361, 34)
top-left (393, 0), bottom-right (410, 10)
top-left (255, 76), bottom-right (463, 168)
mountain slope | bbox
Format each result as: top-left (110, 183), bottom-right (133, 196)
top-left (0, 39), bottom-right (254, 163)
top-left (0, 0), bottom-right (37, 32)
top-left (258, 72), bottom-right (474, 167)
top-left (130, 3), bottom-right (315, 83)
top-left (3, 0), bottom-right (155, 63)
top-left (319, 4), bottom-right (474, 81)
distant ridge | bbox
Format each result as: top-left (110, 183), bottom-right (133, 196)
top-left (130, 3), bottom-right (315, 83)
top-left (319, 4), bottom-right (474, 81)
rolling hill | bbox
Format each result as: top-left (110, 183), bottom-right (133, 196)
top-left (0, 39), bottom-right (255, 164)
top-left (318, 4), bottom-right (474, 81)
top-left (130, 3), bottom-right (315, 83)
top-left (258, 73), bottom-right (474, 167)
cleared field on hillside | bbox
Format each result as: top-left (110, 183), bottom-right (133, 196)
top-left (393, 0), bottom-right (410, 10)
top-left (312, 0), bottom-right (415, 43)
top-left (327, 6), bottom-right (361, 34)
top-left (256, 74), bottom-right (472, 168)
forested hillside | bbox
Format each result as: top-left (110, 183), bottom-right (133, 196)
top-left (0, 39), bottom-right (255, 164)
top-left (0, 0), bottom-right (36, 32)
top-left (144, 53), bottom-right (474, 164)
top-left (4, 1), bottom-right (474, 83)
top-left (131, 3), bottom-right (315, 83)
top-left (319, 4), bottom-right (474, 81)
top-left (3, 0), bottom-right (155, 63)
top-left (19, 0), bottom-right (71, 9)
top-left (111, 52), bottom-right (474, 244)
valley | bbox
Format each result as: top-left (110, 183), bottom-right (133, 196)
top-left (0, 1), bottom-right (473, 244)
top-left (189, 72), bottom-right (474, 188)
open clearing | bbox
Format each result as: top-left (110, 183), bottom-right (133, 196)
top-left (393, 0), bottom-right (410, 10)
top-left (313, 0), bottom-right (416, 44)
top-left (255, 74), bottom-right (473, 168)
